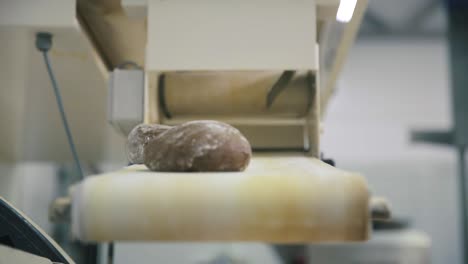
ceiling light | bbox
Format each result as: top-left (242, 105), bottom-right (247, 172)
top-left (336, 0), bottom-right (357, 23)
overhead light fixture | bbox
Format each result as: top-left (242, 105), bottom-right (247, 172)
top-left (336, 0), bottom-right (357, 23)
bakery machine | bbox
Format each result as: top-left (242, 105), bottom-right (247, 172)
top-left (0, 0), bottom-right (390, 263)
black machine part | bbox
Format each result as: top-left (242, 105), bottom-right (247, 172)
top-left (0, 197), bottom-right (72, 263)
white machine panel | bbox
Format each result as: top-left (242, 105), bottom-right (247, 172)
top-left (0, 0), bottom-right (76, 30)
top-left (108, 69), bottom-right (145, 135)
top-left (146, 0), bottom-right (318, 71)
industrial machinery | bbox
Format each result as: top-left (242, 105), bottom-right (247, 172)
top-left (0, 0), bottom-right (391, 263)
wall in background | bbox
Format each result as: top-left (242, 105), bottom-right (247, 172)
top-left (0, 27), bottom-right (128, 164)
top-left (322, 38), bottom-right (461, 264)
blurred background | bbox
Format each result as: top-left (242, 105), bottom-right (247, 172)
top-left (0, 0), bottom-right (465, 263)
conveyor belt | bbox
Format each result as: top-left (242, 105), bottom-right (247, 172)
top-left (71, 155), bottom-right (370, 242)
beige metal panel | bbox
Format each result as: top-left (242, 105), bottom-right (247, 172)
top-left (316, 0), bottom-right (340, 20)
top-left (237, 125), bottom-right (305, 149)
top-left (162, 71), bottom-right (312, 118)
top-left (71, 156), bottom-right (370, 242)
top-left (122, 0), bottom-right (147, 19)
top-left (78, 0), bottom-right (146, 67)
top-left (146, 0), bottom-right (318, 71)
top-left (317, 5), bottom-right (339, 20)
top-left (76, 17), bottom-right (111, 79)
top-left (144, 72), bottom-right (161, 124)
top-left (154, 69), bottom-right (318, 151)
top-left (144, 70), bottom-right (319, 152)
top-left (149, 70), bottom-right (319, 152)
top-left (306, 64), bottom-right (320, 156)
top-left (0, 0), bottom-right (76, 29)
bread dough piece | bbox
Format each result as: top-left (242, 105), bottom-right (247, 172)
top-left (127, 124), bottom-right (171, 164)
top-left (144, 120), bottom-right (252, 172)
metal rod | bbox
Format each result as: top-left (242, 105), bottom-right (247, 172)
top-left (458, 145), bottom-right (467, 264)
top-left (41, 51), bottom-right (84, 179)
top-left (107, 242), bottom-right (114, 264)
top-left (447, 4), bottom-right (468, 263)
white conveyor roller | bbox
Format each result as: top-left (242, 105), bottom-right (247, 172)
top-left (71, 156), bottom-right (371, 242)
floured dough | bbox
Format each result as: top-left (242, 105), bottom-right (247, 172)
top-left (126, 123), bottom-right (171, 164)
top-left (144, 120), bottom-right (252, 172)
